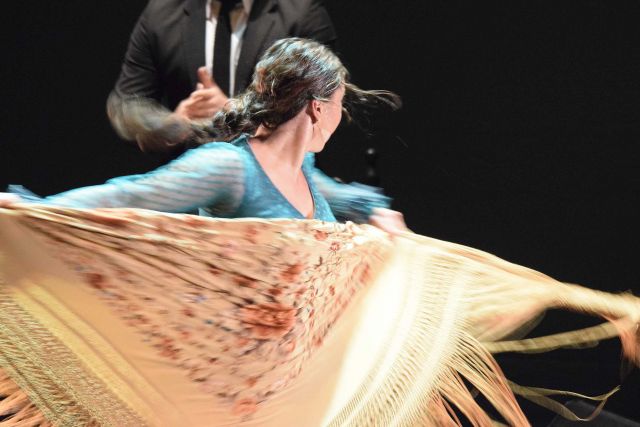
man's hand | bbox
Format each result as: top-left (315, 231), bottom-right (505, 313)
top-left (173, 67), bottom-right (229, 121)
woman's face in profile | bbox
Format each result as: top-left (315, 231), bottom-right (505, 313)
top-left (324, 85), bottom-right (345, 134)
top-left (309, 85), bottom-right (345, 152)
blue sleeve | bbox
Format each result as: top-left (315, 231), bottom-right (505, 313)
top-left (305, 154), bottom-right (391, 223)
top-left (40, 143), bottom-right (245, 213)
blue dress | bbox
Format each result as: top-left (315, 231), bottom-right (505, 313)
top-left (26, 135), bottom-right (389, 223)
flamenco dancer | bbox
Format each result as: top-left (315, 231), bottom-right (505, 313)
top-left (1, 38), bottom-right (639, 426)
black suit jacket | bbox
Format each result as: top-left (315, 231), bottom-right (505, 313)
top-left (108, 0), bottom-right (337, 153)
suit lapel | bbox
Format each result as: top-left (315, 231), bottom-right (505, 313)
top-left (183, 0), bottom-right (207, 89)
top-left (236, 0), bottom-right (277, 91)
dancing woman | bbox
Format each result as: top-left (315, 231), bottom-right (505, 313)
top-left (2, 38), bottom-right (404, 232)
top-left (1, 38), bottom-right (639, 427)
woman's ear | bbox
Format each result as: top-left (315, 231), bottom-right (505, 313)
top-left (307, 99), bottom-right (323, 124)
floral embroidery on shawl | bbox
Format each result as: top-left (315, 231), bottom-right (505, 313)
top-left (24, 208), bottom-right (392, 416)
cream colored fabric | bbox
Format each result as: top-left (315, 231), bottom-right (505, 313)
top-left (0, 205), bottom-right (639, 426)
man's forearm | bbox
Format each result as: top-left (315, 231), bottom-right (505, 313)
top-left (107, 91), bottom-right (213, 153)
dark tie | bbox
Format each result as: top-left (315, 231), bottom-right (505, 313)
top-left (213, 0), bottom-right (240, 96)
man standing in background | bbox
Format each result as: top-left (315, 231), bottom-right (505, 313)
top-left (108, 0), bottom-right (336, 155)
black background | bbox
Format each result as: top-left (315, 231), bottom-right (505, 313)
top-left (1, 1), bottom-right (639, 424)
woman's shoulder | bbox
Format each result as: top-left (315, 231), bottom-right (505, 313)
top-left (188, 136), bottom-right (248, 159)
top-left (196, 135), bottom-right (249, 154)
top-left (198, 140), bottom-right (241, 152)
top-left (166, 138), bottom-right (250, 176)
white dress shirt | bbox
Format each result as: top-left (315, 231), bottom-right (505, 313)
top-left (205, 0), bottom-right (254, 96)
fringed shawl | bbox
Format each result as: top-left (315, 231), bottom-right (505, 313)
top-left (0, 205), bottom-right (638, 426)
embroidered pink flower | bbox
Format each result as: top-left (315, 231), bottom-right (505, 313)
top-left (313, 334), bottom-right (324, 348)
top-left (183, 216), bottom-right (208, 226)
top-left (209, 267), bottom-right (223, 276)
top-left (240, 303), bottom-right (296, 339)
top-left (280, 263), bottom-right (304, 283)
top-left (313, 230), bottom-right (328, 241)
top-left (244, 226), bottom-right (259, 244)
top-left (83, 211), bottom-right (131, 227)
top-left (359, 263), bottom-right (372, 283)
top-left (235, 337), bottom-right (250, 347)
top-left (232, 398), bottom-right (258, 417)
top-left (268, 287), bottom-right (283, 296)
top-left (84, 272), bottom-right (107, 290)
top-left (245, 376), bottom-right (259, 388)
top-left (234, 276), bottom-right (259, 289)
top-left (282, 339), bottom-right (297, 354)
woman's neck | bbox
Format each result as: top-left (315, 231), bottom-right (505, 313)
top-left (249, 113), bottom-right (313, 180)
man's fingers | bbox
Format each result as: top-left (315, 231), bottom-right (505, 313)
top-left (191, 87), bottom-right (222, 101)
top-left (187, 105), bottom-right (219, 119)
top-left (197, 66), bottom-right (216, 88)
top-left (189, 109), bottom-right (218, 119)
top-left (189, 97), bottom-right (221, 111)
top-left (186, 101), bottom-right (223, 118)
top-left (178, 84), bottom-right (229, 119)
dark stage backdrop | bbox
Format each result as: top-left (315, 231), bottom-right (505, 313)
top-left (1, 1), bottom-right (639, 424)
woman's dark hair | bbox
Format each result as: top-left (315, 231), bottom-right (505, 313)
top-left (211, 38), bottom-right (401, 141)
